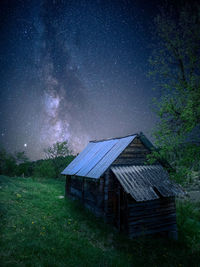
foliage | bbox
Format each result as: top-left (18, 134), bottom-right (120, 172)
top-left (32, 156), bottom-right (74, 179)
top-left (0, 175), bottom-right (200, 266)
top-left (44, 141), bottom-right (72, 159)
top-left (0, 141), bottom-right (74, 179)
top-left (43, 141), bottom-right (73, 178)
top-left (176, 200), bottom-right (200, 253)
top-left (33, 160), bottom-right (56, 178)
top-left (51, 155), bottom-right (75, 178)
top-left (0, 146), bottom-right (30, 177)
top-left (0, 147), bottom-right (17, 176)
top-left (16, 161), bottom-right (34, 177)
top-left (149, 2), bottom-right (200, 179)
top-left (14, 151), bottom-right (29, 164)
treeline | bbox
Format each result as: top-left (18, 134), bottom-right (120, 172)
top-left (0, 141), bottom-right (75, 178)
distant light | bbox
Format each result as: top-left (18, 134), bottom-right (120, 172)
top-left (24, 143), bottom-right (27, 147)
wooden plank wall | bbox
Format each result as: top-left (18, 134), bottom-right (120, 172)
top-left (66, 175), bottom-right (105, 217)
top-left (103, 170), bottom-right (119, 224)
top-left (65, 136), bottom-right (178, 238)
top-left (65, 137), bottom-right (152, 223)
top-left (112, 137), bottom-right (150, 165)
top-left (127, 196), bottom-right (177, 238)
top-left (84, 179), bottom-right (104, 216)
top-left (66, 171), bottom-right (122, 224)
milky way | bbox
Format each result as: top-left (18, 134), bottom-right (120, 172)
top-left (0, 0), bottom-right (161, 160)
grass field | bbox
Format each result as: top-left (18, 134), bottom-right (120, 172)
top-left (0, 175), bottom-right (200, 267)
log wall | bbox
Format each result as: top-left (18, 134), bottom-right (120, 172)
top-left (127, 196), bottom-right (177, 238)
top-left (65, 136), bottom-right (178, 238)
top-left (103, 170), bottom-right (119, 224)
top-left (66, 175), bottom-right (105, 217)
top-left (112, 137), bottom-right (150, 165)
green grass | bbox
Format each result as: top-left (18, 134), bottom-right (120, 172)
top-left (0, 175), bottom-right (200, 267)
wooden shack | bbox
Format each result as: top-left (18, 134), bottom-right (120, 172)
top-left (61, 133), bottom-right (184, 238)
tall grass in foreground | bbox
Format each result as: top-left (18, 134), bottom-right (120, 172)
top-left (0, 175), bottom-right (200, 267)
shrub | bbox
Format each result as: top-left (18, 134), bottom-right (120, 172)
top-left (177, 201), bottom-right (200, 253)
top-left (33, 160), bottom-right (56, 178)
top-left (0, 148), bottom-right (17, 176)
top-left (16, 162), bottom-right (34, 177)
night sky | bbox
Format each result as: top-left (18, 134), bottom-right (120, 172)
top-left (0, 0), bottom-right (162, 160)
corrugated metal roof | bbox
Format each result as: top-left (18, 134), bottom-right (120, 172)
top-left (111, 165), bottom-right (184, 202)
top-left (61, 135), bottom-right (136, 178)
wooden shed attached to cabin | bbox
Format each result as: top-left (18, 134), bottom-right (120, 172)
top-left (61, 133), bottom-right (184, 238)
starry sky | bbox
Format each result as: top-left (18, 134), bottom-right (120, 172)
top-left (0, 0), bottom-right (164, 160)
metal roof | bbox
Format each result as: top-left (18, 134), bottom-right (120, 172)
top-left (111, 165), bottom-right (185, 202)
top-left (61, 134), bottom-right (137, 178)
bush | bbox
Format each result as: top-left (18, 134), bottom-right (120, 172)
top-left (33, 160), bottom-right (56, 178)
top-left (0, 146), bottom-right (74, 179)
top-left (0, 148), bottom-right (17, 176)
top-left (52, 155), bottom-right (75, 178)
top-left (177, 201), bottom-right (200, 253)
top-left (16, 162), bottom-right (35, 177)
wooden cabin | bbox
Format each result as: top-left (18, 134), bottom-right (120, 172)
top-left (61, 133), bottom-right (184, 238)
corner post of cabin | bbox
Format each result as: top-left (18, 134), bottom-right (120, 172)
top-left (104, 170), bottom-right (109, 219)
top-left (65, 176), bottom-right (67, 198)
top-left (117, 184), bottom-right (121, 230)
top-left (125, 191), bottom-right (129, 235)
top-left (167, 197), bottom-right (178, 240)
top-left (65, 175), bottom-right (71, 198)
top-left (82, 177), bottom-right (85, 203)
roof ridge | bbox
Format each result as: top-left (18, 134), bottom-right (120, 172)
top-left (90, 133), bottom-right (139, 143)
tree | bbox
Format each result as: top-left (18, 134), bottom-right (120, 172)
top-left (14, 151), bottom-right (29, 164)
top-left (0, 147), bottom-right (17, 176)
top-left (16, 162), bottom-right (34, 177)
top-left (44, 141), bottom-right (71, 159)
top-left (33, 160), bottom-right (56, 178)
top-left (149, 2), bottom-right (200, 180)
top-left (43, 141), bottom-right (72, 178)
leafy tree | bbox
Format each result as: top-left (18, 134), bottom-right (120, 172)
top-left (149, 2), bottom-right (200, 179)
top-left (16, 162), bottom-right (34, 177)
top-left (52, 155), bottom-right (75, 178)
top-left (44, 141), bottom-right (71, 159)
top-left (0, 146), bottom-right (30, 177)
top-left (14, 151), bottom-right (29, 164)
top-left (43, 141), bottom-right (73, 178)
top-left (0, 147), bottom-right (17, 176)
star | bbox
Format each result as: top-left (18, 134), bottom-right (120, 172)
top-left (0, 0), bottom-right (162, 160)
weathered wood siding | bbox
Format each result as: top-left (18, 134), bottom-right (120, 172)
top-left (103, 170), bottom-right (119, 224)
top-left (66, 171), bottom-right (122, 224)
top-left (84, 178), bottom-right (104, 216)
top-left (112, 137), bottom-right (150, 165)
top-left (65, 135), bottom-right (178, 239)
top-left (127, 196), bottom-right (177, 238)
top-left (70, 176), bottom-right (83, 200)
top-left (66, 175), bottom-right (105, 217)
top-left (101, 168), bottom-right (178, 238)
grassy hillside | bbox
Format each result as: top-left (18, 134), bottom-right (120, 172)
top-left (0, 175), bottom-right (200, 267)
